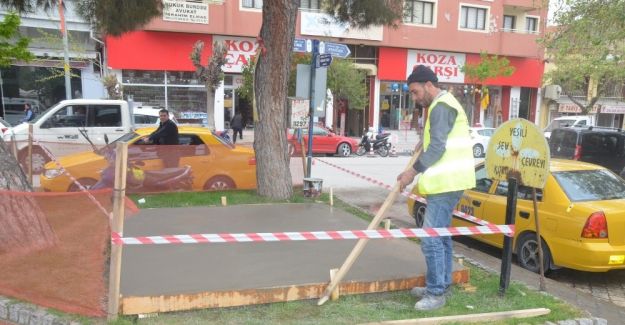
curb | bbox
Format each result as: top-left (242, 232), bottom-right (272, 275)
top-left (0, 297), bottom-right (82, 325)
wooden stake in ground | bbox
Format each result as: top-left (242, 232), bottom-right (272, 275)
top-left (317, 141), bottom-right (423, 306)
top-left (359, 308), bottom-right (550, 325)
top-left (108, 141), bottom-right (128, 320)
top-left (28, 124), bottom-right (33, 186)
top-left (533, 188), bottom-right (546, 291)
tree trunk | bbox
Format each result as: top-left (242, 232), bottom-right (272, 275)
top-left (254, 0), bottom-right (297, 199)
top-left (0, 137), bottom-right (57, 254)
top-left (207, 89), bottom-right (216, 130)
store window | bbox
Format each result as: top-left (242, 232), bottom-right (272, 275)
top-left (403, 0), bottom-right (434, 25)
top-left (525, 16), bottom-right (538, 33)
top-left (459, 5), bottom-right (487, 31)
top-left (242, 0), bottom-right (262, 9)
top-left (122, 70), bottom-right (207, 116)
top-left (379, 81), bottom-right (414, 131)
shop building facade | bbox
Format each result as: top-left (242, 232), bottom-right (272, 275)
top-left (105, 0), bottom-right (547, 133)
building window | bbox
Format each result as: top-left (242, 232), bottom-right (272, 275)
top-left (299, 0), bottom-right (319, 10)
top-left (404, 0), bottom-right (434, 25)
top-left (242, 0), bottom-right (262, 9)
top-left (526, 16), bottom-right (538, 33)
top-left (503, 15), bottom-right (515, 31)
top-left (460, 5), bottom-right (487, 30)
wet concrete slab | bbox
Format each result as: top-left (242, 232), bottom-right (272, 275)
top-left (119, 203), bottom-right (467, 313)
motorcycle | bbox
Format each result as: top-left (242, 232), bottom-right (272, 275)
top-left (355, 128), bottom-right (391, 157)
top-left (91, 149), bottom-right (193, 192)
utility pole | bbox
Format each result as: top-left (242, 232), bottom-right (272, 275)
top-left (59, 0), bottom-right (72, 100)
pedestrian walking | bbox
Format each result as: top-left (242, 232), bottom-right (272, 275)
top-left (230, 112), bottom-right (244, 144)
top-left (397, 65), bottom-right (476, 311)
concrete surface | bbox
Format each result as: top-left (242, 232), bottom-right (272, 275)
top-left (121, 203), bottom-right (464, 297)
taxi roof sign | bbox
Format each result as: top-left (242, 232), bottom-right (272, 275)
top-left (485, 118), bottom-right (550, 189)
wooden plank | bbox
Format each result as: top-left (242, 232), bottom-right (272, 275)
top-left (120, 269), bottom-right (468, 315)
top-left (108, 142), bottom-right (128, 320)
top-left (359, 308), bottom-right (551, 325)
top-left (318, 141), bottom-right (423, 305)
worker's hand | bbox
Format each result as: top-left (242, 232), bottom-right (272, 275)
top-left (397, 168), bottom-right (419, 192)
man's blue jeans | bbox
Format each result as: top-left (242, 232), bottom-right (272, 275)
top-left (421, 190), bottom-right (463, 296)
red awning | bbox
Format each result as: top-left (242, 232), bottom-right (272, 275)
top-left (106, 31), bottom-right (213, 71)
top-left (378, 47), bottom-right (544, 88)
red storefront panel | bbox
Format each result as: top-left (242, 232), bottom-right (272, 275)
top-left (464, 54), bottom-right (543, 88)
top-left (378, 47), bottom-right (408, 81)
top-left (107, 31), bottom-right (213, 71)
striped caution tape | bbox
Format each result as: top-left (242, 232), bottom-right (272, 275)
top-left (36, 140), bottom-right (112, 220)
top-left (111, 224), bottom-right (514, 245)
top-left (314, 158), bottom-right (499, 230)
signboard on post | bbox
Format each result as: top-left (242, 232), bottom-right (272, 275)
top-left (289, 98), bottom-right (310, 129)
top-left (486, 118), bottom-right (550, 188)
top-left (325, 42), bottom-right (351, 58)
top-left (317, 54), bottom-right (333, 68)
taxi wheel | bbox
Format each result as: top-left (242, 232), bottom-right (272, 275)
top-left (68, 178), bottom-right (98, 192)
top-left (473, 144), bottom-right (484, 158)
top-left (204, 176), bottom-right (235, 191)
top-left (516, 232), bottom-right (552, 274)
top-left (413, 202), bottom-right (426, 228)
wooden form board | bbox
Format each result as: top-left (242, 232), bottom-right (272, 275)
top-left (120, 269), bottom-right (469, 315)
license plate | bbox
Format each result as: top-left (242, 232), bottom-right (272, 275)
top-left (608, 255), bottom-right (625, 265)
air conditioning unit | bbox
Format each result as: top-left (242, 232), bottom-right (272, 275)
top-left (544, 85), bottom-right (562, 100)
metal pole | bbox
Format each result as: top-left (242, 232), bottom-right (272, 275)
top-left (533, 188), bottom-right (547, 291)
top-left (499, 176), bottom-right (518, 296)
top-left (59, 0), bottom-right (72, 100)
top-left (306, 40), bottom-right (318, 178)
top-left (0, 69), bottom-right (6, 119)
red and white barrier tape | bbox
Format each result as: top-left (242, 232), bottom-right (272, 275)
top-left (36, 141), bottom-right (112, 220)
top-left (314, 158), bottom-right (496, 228)
top-left (112, 225), bottom-right (514, 245)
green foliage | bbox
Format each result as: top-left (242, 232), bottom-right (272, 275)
top-left (327, 58), bottom-right (368, 110)
top-left (75, 0), bottom-right (161, 36)
top-left (541, 0), bottom-right (625, 113)
top-left (0, 12), bottom-right (34, 67)
top-left (237, 59), bottom-right (256, 103)
top-left (324, 0), bottom-right (404, 28)
top-left (461, 51), bottom-right (515, 85)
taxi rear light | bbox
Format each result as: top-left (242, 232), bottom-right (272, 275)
top-left (573, 144), bottom-right (582, 160)
top-left (581, 211), bottom-right (608, 239)
top-left (248, 157), bottom-right (256, 165)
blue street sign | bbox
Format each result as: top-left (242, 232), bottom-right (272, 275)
top-left (324, 42), bottom-right (351, 58)
top-left (294, 38), bottom-right (307, 53)
top-left (317, 54), bottom-right (333, 68)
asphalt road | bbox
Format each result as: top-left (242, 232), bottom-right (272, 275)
top-left (307, 155), bottom-right (625, 321)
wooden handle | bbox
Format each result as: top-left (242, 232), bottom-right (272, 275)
top-left (318, 141), bottom-right (423, 306)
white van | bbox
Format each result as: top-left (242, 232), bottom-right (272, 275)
top-left (544, 115), bottom-right (596, 139)
top-left (4, 99), bottom-right (134, 173)
top-left (133, 106), bottom-right (178, 127)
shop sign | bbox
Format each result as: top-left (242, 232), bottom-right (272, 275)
top-left (558, 103), bottom-right (599, 114)
top-left (300, 12), bottom-right (383, 41)
top-left (601, 105), bottom-right (625, 114)
top-left (486, 118), bottom-right (550, 189)
top-left (214, 36), bottom-right (259, 73)
top-left (406, 50), bottom-right (466, 83)
top-left (162, 0), bottom-right (208, 24)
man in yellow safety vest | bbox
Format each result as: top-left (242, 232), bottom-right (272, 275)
top-left (397, 65), bottom-right (476, 311)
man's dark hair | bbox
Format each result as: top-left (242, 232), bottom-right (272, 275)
top-left (159, 109), bottom-right (169, 115)
top-left (25, 103), bottom-right (31, 109)
top-left (407, 64), bottom-right (439, 88)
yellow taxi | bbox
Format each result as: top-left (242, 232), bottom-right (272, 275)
top-left (407, 159), bottom-right (625, 273)
top-left (40, 126), bottom-right (257, 192)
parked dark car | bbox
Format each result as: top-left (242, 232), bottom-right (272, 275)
top-left (549, 126), bottom-right (625, 175)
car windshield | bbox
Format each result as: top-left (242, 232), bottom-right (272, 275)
top-left (553, 169), bottom-right (625, 201)
top-left (545, 119), bottom-right (576, 132)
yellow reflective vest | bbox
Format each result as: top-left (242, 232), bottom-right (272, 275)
top-left (418, 92), bottom-right (476, 195)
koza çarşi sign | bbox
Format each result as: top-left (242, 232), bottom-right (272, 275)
top-left (214, 36), bottom-right (259, 74)
top-left (406, 50), bottom-right (466, 83)
top-left (162, 0), bottom-right (208, 24)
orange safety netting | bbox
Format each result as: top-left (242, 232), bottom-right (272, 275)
top-left (0, 189), bottom-right (137, 316)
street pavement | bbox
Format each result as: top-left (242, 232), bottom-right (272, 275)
top-left (307, 154), bottom-right (625, 323)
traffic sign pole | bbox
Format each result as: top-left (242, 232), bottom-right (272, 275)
top-left (306, 40), bottom-right (319, 178)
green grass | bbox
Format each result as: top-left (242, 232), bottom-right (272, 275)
top-left (118, 190), bottom-right (583, 324)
